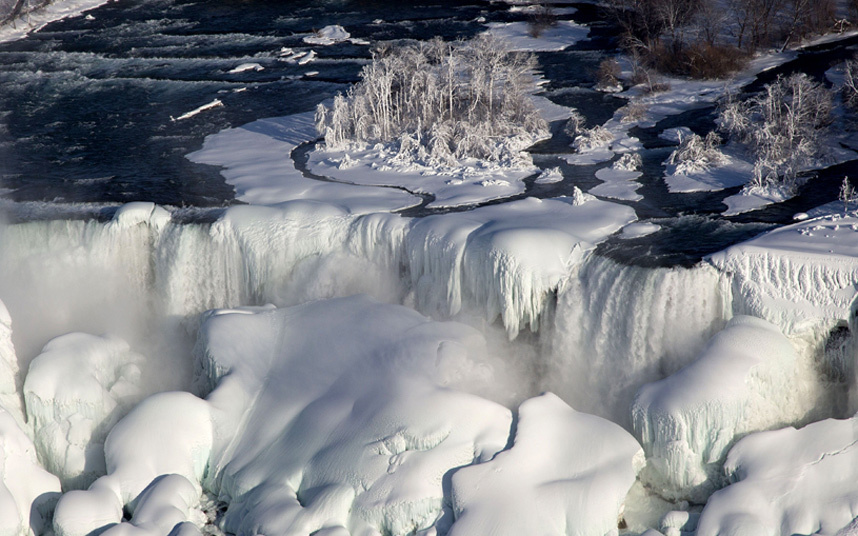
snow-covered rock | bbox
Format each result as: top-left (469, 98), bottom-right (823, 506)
top-left (631, 316), bottom-right (821, 502)
top-left (53, 391), bottom-right (212, 536)
top-left (110, 202), bottom-right (171, 231)
top-left (449, 393), bottom-right (644, 536)
top-left (196, 296), bottom-right (513, 536)
top-left (696, 414), bottom-right (858, 536)
top-left (23, 333), bottom-right (147, 490)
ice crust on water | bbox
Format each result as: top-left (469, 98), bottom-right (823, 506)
top-left (450, 393), bottom-right (644, 536)
top-left (24, 333), bottom-right (147, 490)
top-left (631, 316), bottom-right (821, 503)
top-left (695, 414), bottom-right (858, 536)
top-left (196, 297), bottom-right (513, 535)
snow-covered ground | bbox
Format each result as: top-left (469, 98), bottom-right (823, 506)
top-left (0, 0), bottom-right (108, 43)
top-left (482, 20), bottom-right (589, 52)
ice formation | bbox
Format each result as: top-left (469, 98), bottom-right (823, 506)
top-left (196, 297), bottom-right (513, 535)
top-left (631, 316), bottom-right (821, 502)
top-left (695, 414), bottom-right (858, 536)
top-left (303, 25), bottom-right (350, 46)
top-left (450, 393), bottom-right (644, 536)
top-left (24, 333), bottom-right (147, 490)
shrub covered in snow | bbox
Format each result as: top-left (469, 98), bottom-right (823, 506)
top-left (667, 131), bottom-right (725, 174)
top-left (562, 109), bottom-right (585, 138)
top-left (573, 125), bottom-right (614, 152)
top-left (613, 152), bottom-right (642, 171)
top-left (719, 73), bottom-right (832, 188)
top-left (315, 35), bottom-right (549, 166)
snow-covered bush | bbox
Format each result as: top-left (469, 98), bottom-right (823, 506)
top-left (619, 100), bottom-right (647, 123)
top-left (563, 109), bottom-right (585, 138)
top-left (573, 125), bottom-right (614, 152)
top-left (719, 73), bottom-right (832, 188)
top-left (667, 131), bottom-right (725, 174)
top-left (315, 35), bottom-right (549, 166)
top-left (613, 152), bottom-right (642, 171)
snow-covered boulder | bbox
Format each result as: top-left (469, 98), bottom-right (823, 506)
top-left (53, 391), bottom-right (212, 536)
top-left (696, 414), bottom-right (858, 536)
top-left (110, 202), bottom-right (171, 231)
top-left (632, 316), bottom-right (820, 502)
top-left (449, 393), bottom-right (644, 536)
top-left (24, 333), bottom-right (147, 490)
top-left (196, 296), bottom-right (513, 536)
top-left (0, 408), bottom-right (61, 536)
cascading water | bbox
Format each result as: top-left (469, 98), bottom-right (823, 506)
top-left (543, 255), bottom-right (731, 426)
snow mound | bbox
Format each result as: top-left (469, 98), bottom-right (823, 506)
top-left (696, 414), bottom-right (858, 536)
top-left (195, 297), bottom-right (513, 536)
top-left (303, 25), bottom-right (350, 45)
top-left (110, 202), bottom-right (171, 231)
top-left (53, 391), bottom-right (212, 536)
top-left (534, 166), bottom-right (564, 184)
top-left (631, 316), bottom-right (820, 502)
top-left (449, 392), bottom-right (644, 536)
top-left (23, 333), bottom-right (147, 490)
top-left (0, 408), bottom-right (61, 536)
top-left (620, 222), bottom-right (660, 238)
top-left (707, 214), bottom-right (858, 337)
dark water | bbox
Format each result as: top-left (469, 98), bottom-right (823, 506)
top-left (3, 0), bottom-right (858, 265)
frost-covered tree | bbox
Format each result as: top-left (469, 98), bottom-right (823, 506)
top-left (667, 132), bottom-right (725, 174)
top-left (315, 35), bottom-right (549, 166)
top-left (719, 73), bottom-right (832, 188)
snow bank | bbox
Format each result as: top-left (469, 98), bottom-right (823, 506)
top-left (53, 391), bottom-right (212, 536)
top-left (23, 333), bottom-right (147, 490)
top-left (482, 21), bottom-right (589, 52)
top-left (196, 297), bottom-right (513, 536)
top-left (591, 167), bottom-right (643, 201)
top-left (696, 414), bottom-right (858, 536)
top-left (303, 25), bottom-right (350, 45)
top-left (707, 214), bottom-right (858, 338)
top-left (0, 408), bottom-right (60, 536)
top-left (631, 316), bottom-right (821, 503)
top-left (187, 112), bottom-right (421, 212)
top-left (0, 0), bottom-right (109, 44)
top-left (449, 393), bottom-right (644, 536)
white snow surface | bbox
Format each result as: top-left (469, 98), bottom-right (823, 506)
top-left (196, 297), bottom-right (513, 536)
top-left (186, 112), bottom-right (421, 213)
top-left (449, 392), bottom-right (644, 536)
top-left (591, 167), bottom-right (643, 201)
top-left (306, 145), bottom-right (537, 209)
top-left (695, 413), bottom-right (858, 536)
top-left (631, 316), bottom-right (822, 503)
top-left (482, 21), bottom-right (589, 51)
top-left (707, 213), bottom-right (858, 337)
top-left (0, 0), bottom-right (108, 44)
top-left (24, 333), bottom-right (148, 490)
top-left (53, 391), bottom-right (212, 536)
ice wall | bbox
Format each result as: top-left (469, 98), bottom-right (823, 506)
top-left (23, 332), bottom-right (148, 490)
top-left (544, 255), bottom-right (731, 425)
top-left (631, 316), bottom-right (823, 503)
